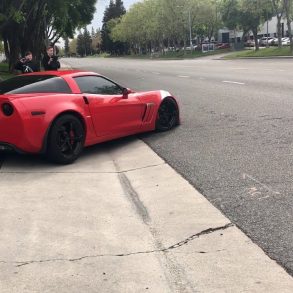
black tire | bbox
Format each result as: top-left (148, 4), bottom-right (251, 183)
top-left (47, 114), bottom-right (85, 164)
top-left (155, 98), bottom-right (179, 131)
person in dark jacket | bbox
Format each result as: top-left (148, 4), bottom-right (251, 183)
top-left (14, 51), bottom-right (40, 74)
top-left (42, 46), bottom-right (60, 71)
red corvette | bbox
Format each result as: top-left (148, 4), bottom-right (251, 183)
top-left (0, 70), bottom-right (180, 164)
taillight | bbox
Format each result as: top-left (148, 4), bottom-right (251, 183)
top-left (2, 103), bottom-right (14, 116)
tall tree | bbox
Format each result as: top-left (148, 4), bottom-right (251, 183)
top-left (221, 0), bottom-right (272, 50)
top-left (76, 31), bottom-right (85, 56)
top-left (91, 28), bottom-right (102, 54)
top-left (83, 27), bottom-right (92, 56)
top-left (101, 0), bottom-right (127, 54)
top-left (0, 0), bottom-right (96, 71)
top-left (271, 0), bottom-right (284, 48)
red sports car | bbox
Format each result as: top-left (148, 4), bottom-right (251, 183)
top-left (0, 70), bottom-right (180, 164)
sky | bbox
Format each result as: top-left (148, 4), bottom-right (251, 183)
top-left (89, 0), bottom-right (141, 30)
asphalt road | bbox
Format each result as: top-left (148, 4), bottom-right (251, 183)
top-left (65, 55), bottom-right (293, 275)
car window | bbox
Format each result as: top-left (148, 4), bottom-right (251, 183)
top-left (74, 76), bottom-right (123, 95)
top-left (0, 75), bottom-right (72, 94)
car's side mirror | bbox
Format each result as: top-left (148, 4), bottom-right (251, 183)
top-left (122, 88), bottom-right (130, 99)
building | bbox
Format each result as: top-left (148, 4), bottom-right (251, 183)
top-left (218, 16), bottom-right (289, 43)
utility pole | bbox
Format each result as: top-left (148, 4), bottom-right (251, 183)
top-left (266, 10), bottom-right (269, 48)
top-left (189, 10), bottom-right (192, 49)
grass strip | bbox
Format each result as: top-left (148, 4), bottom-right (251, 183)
top-left (226, 47), bottom-right (293, 58)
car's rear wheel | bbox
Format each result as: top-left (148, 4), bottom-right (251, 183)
top-left (156, 98), bottom-right (179, 131)
top-left (47, 114), bottom-right (85, 164)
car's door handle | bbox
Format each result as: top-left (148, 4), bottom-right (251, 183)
top-left (83, 96), bottom-right (89, 105)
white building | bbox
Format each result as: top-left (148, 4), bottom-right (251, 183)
top-left (218, 16), bottom-right (289, 43)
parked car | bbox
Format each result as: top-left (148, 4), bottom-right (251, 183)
top-left (259, 37), bottom-right (274, 46)
top-left (270, 38), bottom-right (278, 45)
top-left (244, 39), bottom-right (256, 47)
top-left (185, 45), bottom-right (199, 51)
top-left (216, 43), bottom-right (230, 49)
top-left (0, 71), bottom-right (180, 164)
top-left (282, 37), bottom-right (290, 45)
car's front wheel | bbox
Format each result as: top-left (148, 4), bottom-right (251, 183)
top-left (156, 98), bottom-right (179, 131)
top-left (47, 114), bottom-right (85, 164)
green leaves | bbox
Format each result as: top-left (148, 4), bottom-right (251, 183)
top-left (101, 0), bottom-right (127, 53)
top-left (111, 0), bottom-right (222, 50)
top-left (0, 0), bottom-right (97, 70)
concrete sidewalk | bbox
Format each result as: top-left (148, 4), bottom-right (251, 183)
top-left (0, 138), bottom-right (293, 292)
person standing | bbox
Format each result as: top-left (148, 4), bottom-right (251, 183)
top-left (42, 46), bottom-right (60, 71)
top-left (14, 51), bottom-right (40, 74)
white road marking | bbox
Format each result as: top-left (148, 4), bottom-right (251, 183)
top-left (222, 80), bottom-right (245, 85)
top-left (243, 173), bottom-right (281, 200)
top-left (152, 72), bottom-right (161, 75)
top-left (178, 75), bottom-right (190, 78)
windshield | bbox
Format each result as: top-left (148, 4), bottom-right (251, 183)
top-left (0, 75), bottom-right (72, 94)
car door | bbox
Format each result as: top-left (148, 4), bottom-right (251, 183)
top-left (74, 75), bottom-right (145, 137)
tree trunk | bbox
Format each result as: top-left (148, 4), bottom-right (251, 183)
top-left (277, 14), bottom-right (282, 48)
top-left (183, 39), bottom-right (186, 54)
top-left (3, 38), bottom-right (9, 61)
top-left (252, 29), bottom-right (259, 51)
top-left (284, 0), bottom-right (293, 53)
top-left (287, 18), bottom-right (293, 53)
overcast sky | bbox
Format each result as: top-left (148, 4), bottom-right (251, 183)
top-left (89, 0), bottom-right (141, 30)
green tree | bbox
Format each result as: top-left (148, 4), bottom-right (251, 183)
top-left (271, 0), bottom-right (284, 47)
top-left (91, 28), bottom-right (102, 54)
top-left (0, 0), bottom-right (96, 71)
top-left (83, 27), bottom-right (92, 56)
top-left (101, 0), bottom-right (127, 54)
top-left (76, 31), bottom-right (85, 56)
top-left (0, 39), bottom-right (4, 54)
top-left (221, 0), bottom-right (271, 50)
top-left (112, 0), bottom-right (166, 54)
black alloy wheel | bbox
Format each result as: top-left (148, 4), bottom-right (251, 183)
top-left (47, 114), bottom-right (85, 164)
top-left (156, 98), bottom-right (179, 131)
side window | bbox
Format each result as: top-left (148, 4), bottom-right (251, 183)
top-left (74, 76), bottom-right (123, 95)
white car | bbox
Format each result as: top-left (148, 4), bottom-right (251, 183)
top-left (259, 37), bottom-right (274, 46)
top-left (281, 37), bottom-right (290, 45)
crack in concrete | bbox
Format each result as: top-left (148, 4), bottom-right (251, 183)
top-left (0, 163), bottom-right (165, 174)
top-left (1, 223), bottom-right (233, 268)
top-left (118, 172), bottom-right (151, 224)
top-left (165, 223), bottom-right (233, 251)
top-left (119, 163), bottom-right (166, 174)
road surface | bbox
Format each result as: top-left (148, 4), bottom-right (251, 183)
top-left (64, 55), bottom-right (293, 275)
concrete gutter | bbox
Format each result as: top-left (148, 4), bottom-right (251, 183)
top-left (0, 138), bottom-right (293, 292)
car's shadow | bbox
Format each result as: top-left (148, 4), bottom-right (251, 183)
top-left (0, 135), bottom-right (141, 170)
